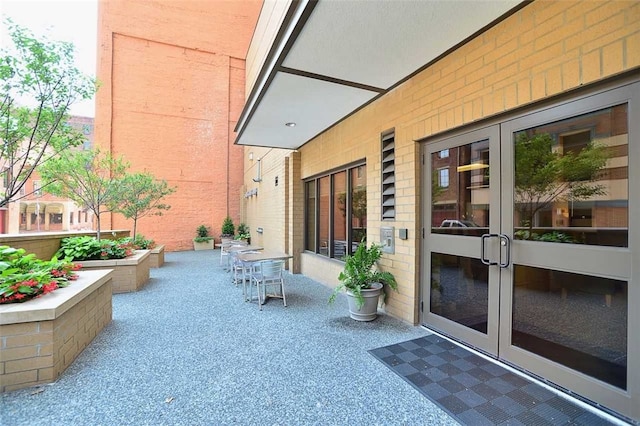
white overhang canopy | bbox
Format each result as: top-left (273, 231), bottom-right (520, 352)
top-left (235, 0), bottom-right (523, 150)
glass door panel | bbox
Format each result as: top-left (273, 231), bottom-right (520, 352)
top-left (431, 140), bottom-right (490, 238)
top-left (430, 252), bottom-right (489, 334)
top-left (423, 125), bottom-right (500, 355)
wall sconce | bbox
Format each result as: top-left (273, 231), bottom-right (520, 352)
top-left (248, 152), bottom-right (254, 161)
top-left (275, 176), bottom-right (278, 186)
top-left (256, 227), bottom-right (264, 234)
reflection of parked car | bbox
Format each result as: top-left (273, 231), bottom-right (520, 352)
top-left (440, 219), bottom-right (477, 228)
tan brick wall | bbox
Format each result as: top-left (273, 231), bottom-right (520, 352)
top-left (0, 230), bottom-right (130, 260)
top-left (285, 0), bottom-right (640, 324)
top-left (79, 250), bottom-right (150, 293)
top-left (149, 245), bottom-right (165, 268)
top-left (241, 147), bottom-right (292, 255)
top-left (96, 0), bottom-right (262, 251)
top-left (0, 274), bottom-right (112, 392)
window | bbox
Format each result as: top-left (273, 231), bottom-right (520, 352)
top-left (381, 131), bottom-right (395, 219)
top-left (305, 163), bottom-right (366, 258)
top-left (438, 168), bottom-right (449, 188)
top-left (33, 181), bottom-right (42, 197)
top-left (438, 149), bottom-right (449, 158)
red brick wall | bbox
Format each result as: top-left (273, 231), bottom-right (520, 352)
top-left (96, 0), bottom-right (262, 250)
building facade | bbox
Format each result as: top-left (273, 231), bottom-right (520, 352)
top-left (237, 1), bottom-right (640, 421)
top-left (95, 0), bottom-right (262, 250)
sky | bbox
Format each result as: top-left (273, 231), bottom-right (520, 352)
top-left (1, 0), bottom-right (98, 117)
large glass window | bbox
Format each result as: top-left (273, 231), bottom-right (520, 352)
top-left (305, 163), bottom-right (366, 258)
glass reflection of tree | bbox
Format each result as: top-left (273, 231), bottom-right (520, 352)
top-left (514, 132), bottom-right (608, 240)
top-left (338, 186), bottom-right (367, 243)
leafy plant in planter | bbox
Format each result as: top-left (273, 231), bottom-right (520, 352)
top-left (56, 236), bottom-right (134, 261)
top-left (121, 234), bottom-right (157, 250)
top-left (0, 246), bottom-right (81, 304)
top-left (220, 216), bottom-right (235, 240)
top-left (235, 223), bottom-right (250, 242)
top-left (329, 241), bottom-right (398, 321)
top-left (194, 225), bottom-right (213, 243)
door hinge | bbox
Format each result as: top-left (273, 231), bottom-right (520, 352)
top-left (422, 228), bottom-right (425, 238)
top-left (420, 301), bottom-right (424, 312)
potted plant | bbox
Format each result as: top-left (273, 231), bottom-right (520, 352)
top-left (220, 216), bottom-right (235, 242)
top-left (235, 223), bottom-right (250, 243)
top-left (193, 224), bottom-right (214, 250)
top-left (329, 241), bottom-right (398, 321)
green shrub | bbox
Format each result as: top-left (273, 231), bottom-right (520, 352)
top-left (221, 217), bottom-right (235, 236)
top-left (194, 225), bottom-right (213, 243)
top-left (121, 234), bottom-right (156, 250)
top-left (56, 236), bottom-right (134, 261)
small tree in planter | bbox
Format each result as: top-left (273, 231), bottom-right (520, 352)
top-left (220, 216), bottom-right (235, 241)
top-left (111, 172), bottom-right (176, 238)
top-left (0, 20), bottom-right (96, 209)
top-left (38, 148), bottom-right (129, 240)
top-left (329, 241), bottom-right (398, 321)
top-left (194, 225), bottom-right (214, 250)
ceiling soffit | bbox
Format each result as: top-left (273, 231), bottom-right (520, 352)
top-left (235, 0), bottom-right (524, 150)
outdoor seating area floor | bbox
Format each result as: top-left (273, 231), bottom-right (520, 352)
top-left (370, 334), bottom-right (622, 425)
top-left (0, 250), bottom-right (627, 425)
top-left (1, 250), bottom-right (455, 426)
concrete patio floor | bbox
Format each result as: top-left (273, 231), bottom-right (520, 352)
top-left (1, 249), bottom-right (458, 425)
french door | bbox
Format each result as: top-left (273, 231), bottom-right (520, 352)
top-left (421, 82), bottom-right (639, 420)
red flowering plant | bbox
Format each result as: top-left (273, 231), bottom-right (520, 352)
top-left (0, 246), bottom-right (81, 305)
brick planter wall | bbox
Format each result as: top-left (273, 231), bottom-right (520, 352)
top-left (0, 269), bottom-right (113, 393)
top-left (149, 245), bottom-right (165, 268)
top-left (79, 250), bottom-right (150, 293)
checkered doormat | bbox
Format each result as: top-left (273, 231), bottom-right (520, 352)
top-left (369, 334), bottom-right (617, 425)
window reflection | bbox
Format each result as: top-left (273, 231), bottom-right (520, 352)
top-left (432, 140), bottom-right (489, 237)
top-left (430, 253), bottom-right (489, 334)
top-left (305, 181), bottom-right (316, 251)
top-left (333, 172), bottom-right (347, 259)
top-left (350, 166), bottom-right (367, 251)
top-left (513, 104), bottom-right (628, 247)
top-left (513, 264), bottom-right (627, 389)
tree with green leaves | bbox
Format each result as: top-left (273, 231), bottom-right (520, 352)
top-left (0, 19), bottom-right (96, 207)
top-left (514, 132), bottom-right (608, 239)
top-left (112, 172), bottom-right (176, 238)
top-left (38, 149), bottom-right (129, 240)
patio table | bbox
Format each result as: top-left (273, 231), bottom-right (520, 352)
top-left (235, 251), bottom-right (293, 302)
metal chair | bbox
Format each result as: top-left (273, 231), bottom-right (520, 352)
top-left (220, 240), bottom-right (248, 268)
top-left (249, 260), bottom-right (286, 310)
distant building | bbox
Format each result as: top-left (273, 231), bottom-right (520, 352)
top-left (3, 116), bottom-right (95, 234)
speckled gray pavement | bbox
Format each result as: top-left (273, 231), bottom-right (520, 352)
top-left (1, 250), bottom-right (458, 426)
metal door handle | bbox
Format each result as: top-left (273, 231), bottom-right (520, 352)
top-left (480, 234), bottom-right (498, 266)
top-left (499, 234), bottom-right (510, 268)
